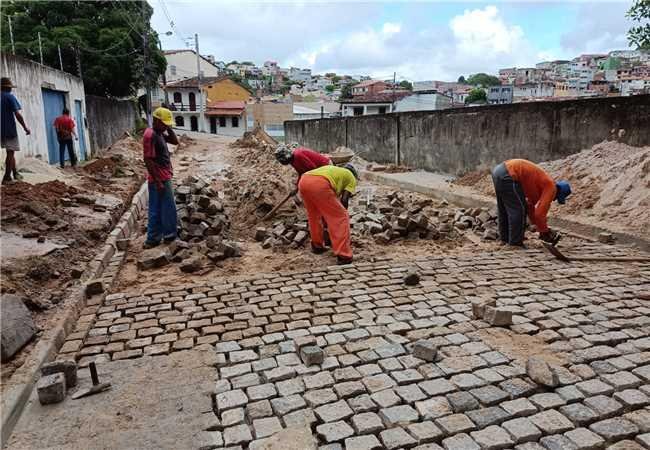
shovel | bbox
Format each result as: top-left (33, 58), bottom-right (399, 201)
top-left (542, 242), bottom-right (650, 263)
top-left (72, 362), bottom-right (111, 399)
top-left (260, 191), bottom-right (295, 222)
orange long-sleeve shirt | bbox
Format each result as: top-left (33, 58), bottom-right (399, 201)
top-left (505, 159), bottom-right (556, 233)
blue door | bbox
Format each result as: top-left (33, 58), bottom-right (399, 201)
top-left (41, 89), bottom-right (66, 165)
top-left (74, 100), bottom-right (87, 161)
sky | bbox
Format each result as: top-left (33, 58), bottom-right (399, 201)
top-left (150, 0), bottom-right (635, 82)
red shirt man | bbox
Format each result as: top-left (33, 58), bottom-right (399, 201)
top-left (275, 144), bottom-right (331, 187)
top-left (54, 113), bottom-right (76, 141)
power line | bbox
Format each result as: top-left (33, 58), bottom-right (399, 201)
top-left (158, 0), bottom-right (191, 47)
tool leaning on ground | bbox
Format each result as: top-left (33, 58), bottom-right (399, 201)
top-left (542, 241), bottom-right (650, 263)
top-left (260, 190), bottom-right (296, 222)
top-left (71, 362), bottom-right (111, 399)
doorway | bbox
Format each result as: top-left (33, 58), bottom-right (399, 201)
top-left (190, 116), bottom-right (198, 131)
top-left (188, 92), bottom-right (196, 111)
top-left (41, 88), bottom-right (66, 165)
top-left (74, 100), bottom-right (87, 161)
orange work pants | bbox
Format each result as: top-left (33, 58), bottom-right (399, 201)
top-left (298, 174), bottom-right (352, 259)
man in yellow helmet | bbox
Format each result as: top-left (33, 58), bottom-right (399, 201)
top-left (143, 107), bottom-right (179, 248)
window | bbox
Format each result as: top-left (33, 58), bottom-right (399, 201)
top-left (232, 117), bottom-right (239, 127)
top-left (378, 106), bottom-right (386, 114)
top-left (170, 65), bottom-right (177, 76)
top-left (219, 117), bottom-right (226, 127)
top-left (353, 107), bottom-right (363, 116)
top-left (175, 116), bottom-right (184, 127)
top-left (173, 92), bottom-right (182, 103)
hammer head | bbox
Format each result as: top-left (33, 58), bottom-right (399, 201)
top-left (542, 242), bottom-right (570, 262)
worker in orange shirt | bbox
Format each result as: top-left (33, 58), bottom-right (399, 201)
top-left (491, 159), bottom-right (571, 247)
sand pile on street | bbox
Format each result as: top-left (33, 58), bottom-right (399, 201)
top-left (231, 126), bottom-right (278, 150)
top-left (226, 132), bottom-right (296, 228)
top-left (1, 180), bottom-right (78, 214)
top-left (456, 141), bottom-right (650, 237)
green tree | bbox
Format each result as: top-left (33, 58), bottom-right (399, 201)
top-left (325, 85), bottom-right (335, 93)
top-left (331, 75), bottom-right (341, 84)
top-left (627, 0), bottom-right (650, 49)
top-left (466, 73), bottom-right (500, 87)
top-left (0, 1), bottom-right (165, 97)
top-left (457, 75), bottom-right (467, 84)
top-left (399, 80), bottom-right (413, 91)
top-left (465, 88), bottom-right (487, 104)
top-left (339, 84), bottom-right (353, 99)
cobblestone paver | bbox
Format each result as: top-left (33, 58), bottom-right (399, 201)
top-left (60, 245), bottom-right (650, 448)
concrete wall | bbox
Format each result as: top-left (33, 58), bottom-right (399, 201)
top-left (85, 95), bottom-right (136, 154)
top-left (285, 95), bottom-right (650, 175)
top-left (1, 53), bottom-right (90, 164)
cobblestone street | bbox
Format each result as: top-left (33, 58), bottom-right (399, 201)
top-left (8, 243), bottom-right (650, 449)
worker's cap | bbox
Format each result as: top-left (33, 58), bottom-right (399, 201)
top-left (152, 107), bottom-right (174, 126)
top-left (274, 144), bottom-right (293, 164)
top-left (290, 142), bottom-right (299, 149)
top-left (1, 77), bottom-right (15, 89)
top-left (344, 163), bottom-right (359, 180)
top-left (555, 181), bottom-right (571, 204)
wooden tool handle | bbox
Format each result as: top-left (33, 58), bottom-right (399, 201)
top-left (262, 192), bottom-right (294, 221)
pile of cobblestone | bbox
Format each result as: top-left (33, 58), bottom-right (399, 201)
top-left (254, 191), bottom-right (500, 250)
top-left (137, 176), bottom-right (241, 273)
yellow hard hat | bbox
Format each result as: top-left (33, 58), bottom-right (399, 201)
top-left (152, 107), bottom-right (173, 126)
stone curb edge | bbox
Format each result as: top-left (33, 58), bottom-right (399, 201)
top-left (1, 182), bottom-right (149, 446)
top-left (361, 170), bottom-right (650, 254)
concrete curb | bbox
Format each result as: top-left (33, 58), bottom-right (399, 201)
top-left (1, 182), bottom-right (149, 447)
top-left (362, 170), bottom-right (650, 253)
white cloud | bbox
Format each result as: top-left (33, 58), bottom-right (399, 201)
top-left (450, 6), bottom-right (525, 56)
top-left (151, 2), bottom-right (633, 83)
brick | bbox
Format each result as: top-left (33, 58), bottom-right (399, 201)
top-left (246, 400), bottom-right (273, 420)
top-left (216, 389), bottom-right (248, 412)
top-left (531, 410), bottom-right (574, 434)
top-left (316, 421), bottom-right (354, 443)
top-left (470, 425), bottom-right (514, 450)
top-left (314, 399), bottom-right (353, 423)
top-left (408, 421), bottom-right (444, 444)
top-left (564, 427), bottom-right (605, 450)
top-left (380, 427), bottom-right (417, 450)
top-left (441, 433), bottom-right (480, 450)
top-left (40, 360), bottom-right (77, 388)
top-left (252, 417), bottom-right (282, 439)
top-left (413, 340), bottom-right (438, 361)
top-left (223, 424), bottom-right (252, 446)
top-left (559, 403), bottom-right (598, 426)
top-left (379, 404), bottom-right (419, 426)
top-left (415, 397), bottom-right (453, 420)
top-left (436, 413), bottom-right (476, 434)
top-left (345, 435), bottom-right (382, 450)
top-left (502, 417), bottom-right (542, 443)
top-left (588, 417), bottom-right (639, 441)
top-left (351, 412), bottom-right (384, 434)
top-left (36, 373), bottom-right (66, 405)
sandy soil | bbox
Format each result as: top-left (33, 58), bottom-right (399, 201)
top-left (478, 328), bottom-right (567, 366)
top-left (0, 134), bottom-right (147, 382)
top-left (455, 140), bottom-right (650, 240)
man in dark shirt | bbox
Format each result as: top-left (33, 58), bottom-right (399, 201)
top-left (1, 77), bottom-right (31, 184)
top-left (143, 107), bottom-right (179, 248)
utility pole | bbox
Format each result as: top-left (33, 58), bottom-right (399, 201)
top-left (74, 46), bottom-right (82, 78)
top-left (392, 71), bottom-right (396, 112)
top-left (159, 41), bottom-right (169, 107)
top-left (8, 16), bottom-right (15, 54)
top-left (38, 32), bottom-right (43, 64)
top-left (195, 33), bottom-right (204, 132)
top-left (58, 45), bottom-right (63, 71)
top-left (143, 5), bottom-right (152, 127)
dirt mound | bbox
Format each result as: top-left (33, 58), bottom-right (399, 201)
top-left (1, 180), bottom-right (78, 212)
top-left (231, 126), bottom-right (278, 149)
top-left (83, 157), bottom-right (118, 175)
top-left (455, 141), bottom-right (650, 238)
top-left (455, 169), bottom-right (490, 187)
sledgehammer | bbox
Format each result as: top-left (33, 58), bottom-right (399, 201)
top-left (542, 242), bottom-right (650, 263)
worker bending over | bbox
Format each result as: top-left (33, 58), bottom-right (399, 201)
top-left (299, 164), bottom-right (358, 265)
top-left (275, 144), bottom-right (331, 188)
top-left (491, 159), bottom-right (571, 247)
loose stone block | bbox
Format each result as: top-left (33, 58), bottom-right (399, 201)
top-left (436, 413), bottom-right (476, 434)
top-left (41, 360), bottom-right (77, 388)
top-left (379, 404), bottom-right (419, 426)
top-left (539, 435), bottom-right (578, 450)
top-left (316, 421), bottom-right (354, 443)
top-left (589, 417), bottom-right (639, 441)
top-left (471, 298), bottom-right (496, 319)
top-left (502, 417), bottom-right (542, 443)
top-left (300, 345), bottom-right (324, 366)
top-left (413, 340), bottom-right (438, 362)
top-left (408, 421), bottom-right (444, 444)
top-left (484, 306), bottom-right (512, 326)
top-left (252, 417), bottom-right (282, 439)
top-left (526, 357), bottom-right (560, 388)
top-left (531, 410), bottom-right (574, 434)
top-left (37, 373), bottom-right (66, 405)
top-left (345, 435), bottom-right (382, 450)
top-left (223, 424), bottom-right (253, 446)
top-left (314, 399), bottom-right (353, 423)
top-left (216, 389), bottom-right (248, 412)
top-left (564, 427), bottom-right (605, 450)
top-left (351, 412), bottom-right (384, 434)
top-left (441, 433), bottom-right (480, 450)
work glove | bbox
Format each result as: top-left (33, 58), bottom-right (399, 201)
top-left (540, 229), bottom-right (560, 245)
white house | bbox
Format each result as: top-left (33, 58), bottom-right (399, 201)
top-left (292, 102), bottom-right (340, 120)
top-left (165, 76), bottom-right (221, 132)
top-left (163, 49), bottom-right (222, 83)
top-left (393, 92), bottom-right (452, 112)
top-left (289, 67), bottom-right (312, 83)
top-left (339, 92), bottom-right (409, 116)
top-left (513, 82), bottom-right (555, 100)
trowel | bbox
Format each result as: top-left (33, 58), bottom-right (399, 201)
top-left (72, 362), bottom-right (111, 399)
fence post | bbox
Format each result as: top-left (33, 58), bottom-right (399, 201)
top-left (396, 114), bottom-right (401, 166)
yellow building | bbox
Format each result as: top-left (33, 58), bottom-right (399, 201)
top-left (204, 76), bottom-right (253, 104)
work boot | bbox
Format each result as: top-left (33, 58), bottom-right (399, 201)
top-left (311, 244), bottom-right (327, 255)
top-left (12, 170), bottom-right (22, 181)
top-left (337, 255), bottom-right (353, 265)
top-left (2, 176), bottom-right (12, 185)
top-left (143, 240), bottom-right (160, 249)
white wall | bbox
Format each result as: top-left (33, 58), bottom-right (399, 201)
top-left (165, 50), bottom-right (221, 83)
top-left (1, 54), bottom-right (90, 164)
top-left (394, 93), bottom-right (452, 112)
